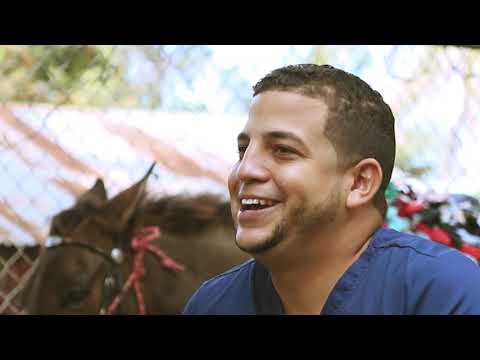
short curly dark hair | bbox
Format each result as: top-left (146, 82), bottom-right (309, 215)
top-left (253, 64), bottom-right (396, 217)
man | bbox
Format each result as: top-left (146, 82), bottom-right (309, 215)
top-left (183, 64), bottom-right (480, 315)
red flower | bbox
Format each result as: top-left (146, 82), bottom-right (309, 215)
top-left (459, 244), bottom-right (480, 260)
top-left (398, 201), bottom-right (425, 218)
top-left (415, 223), bottom-right (453, 247)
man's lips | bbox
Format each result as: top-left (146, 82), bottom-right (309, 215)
top-left (237, 202), bottom-right (282, 224)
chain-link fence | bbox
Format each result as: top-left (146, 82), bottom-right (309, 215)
top-left (1, 45), bottom-right (479, 314)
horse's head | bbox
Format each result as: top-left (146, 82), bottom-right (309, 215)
top-left (25, 164), bottom-right (155, 315)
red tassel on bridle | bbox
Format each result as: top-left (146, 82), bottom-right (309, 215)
top-left (106, 226), bottom-right (185, 315)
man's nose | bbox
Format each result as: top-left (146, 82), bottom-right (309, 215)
top-left (234, 145), bottom-right (270, 183)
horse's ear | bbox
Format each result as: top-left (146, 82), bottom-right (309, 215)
top-left (49, 179), bottom-right (108, 236)
top-left (76, 179), bottom-right (108, 209)
top-left (98, 163), bottom-right (156, 232)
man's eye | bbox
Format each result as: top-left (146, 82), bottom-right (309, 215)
top-left (273, 145), bottom-right (296, 156)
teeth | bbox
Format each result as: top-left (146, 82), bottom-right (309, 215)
top-left (241, 198), bottom-right (274, 206)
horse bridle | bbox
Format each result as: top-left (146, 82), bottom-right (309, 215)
top-left (45, 233), bottom-right (128, 315)
top-left (44, 226), bottom-right (186, 315)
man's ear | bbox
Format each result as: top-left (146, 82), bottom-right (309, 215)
top-left (345, 158), bottom-right (383, 210)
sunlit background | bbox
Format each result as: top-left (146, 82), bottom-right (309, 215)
top-left (1, 45), bottom-right (479, 313)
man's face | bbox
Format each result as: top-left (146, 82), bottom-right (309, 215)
top-left (228, 91), bottom-right (345, 256)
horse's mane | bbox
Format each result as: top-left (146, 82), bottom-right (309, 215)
top-left (138, 193), bottom-right (234, 235)
top-left (51, 193), bottom-right (234, 237)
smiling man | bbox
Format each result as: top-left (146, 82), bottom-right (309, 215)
top-left (182, 64), bottom-right (480, 315)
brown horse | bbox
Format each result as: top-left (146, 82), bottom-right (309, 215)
top-left (23, 163), bottom-right (250, 314)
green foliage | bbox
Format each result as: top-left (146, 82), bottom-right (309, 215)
top-left (0, 45), bottom-right (115, 104)
top-left (0, 45), bottom-right (212, 110)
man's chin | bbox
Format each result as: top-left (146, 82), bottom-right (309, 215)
top-left (234, 226), bottom-right (285, 255)
top-left (235, 241), bottom-right (273, 255)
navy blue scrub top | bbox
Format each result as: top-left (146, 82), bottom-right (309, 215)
top-left (183, 228), bottom-right (480, 315)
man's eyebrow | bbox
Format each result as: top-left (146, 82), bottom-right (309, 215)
top-left (265, 131), bottom-right (308, 148)
top-left (237, 130), bottom-right (310, 155)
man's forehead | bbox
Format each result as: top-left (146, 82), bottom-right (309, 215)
top-left (242, 92), bottom-right (329, 142)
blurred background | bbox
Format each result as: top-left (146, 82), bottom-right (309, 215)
top-left (1, 45), bottom-right (479, 314)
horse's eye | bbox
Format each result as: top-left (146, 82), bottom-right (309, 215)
top-left (61, 287), bottom-right (89, 308)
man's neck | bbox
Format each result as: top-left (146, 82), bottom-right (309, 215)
top-left (258, 216), bottom-right (381, 315)
top-left (272, 234), bottom-right (372, 314)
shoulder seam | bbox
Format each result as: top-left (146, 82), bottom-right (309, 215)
top-left (203, 258), bottom-right (255, 284)
top-left (375, 243), bottom-right (456, 259)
